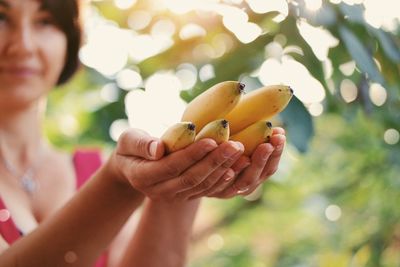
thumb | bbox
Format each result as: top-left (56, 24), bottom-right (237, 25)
top-left (117, 128), bottom-right (165, 160)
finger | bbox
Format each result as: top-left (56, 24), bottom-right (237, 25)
top-left (181, 167), bottom-right (232, 200)
top-left (203, 156), bottom-right (250, 197)
top-left (117, 128), bottom-right (164, 160)
top-left (231, 155), bottom-right (251, 176)
top-left (130, 138), bottom-right (218, 187)
top-left (189, 168), bottom-right (235, 200)
top-left (178, 144), bottom-right (243, 199)
top-left (260, 134), bottom-right (286, 178)
top-left (151, 141), bottom-right (242, 195)
top-left (226, 143), bottom-right (274, 195)
top-left (272, 127), bottom-right (285, 135)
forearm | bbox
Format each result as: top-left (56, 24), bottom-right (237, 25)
top-left (0, 162), bottom-right (144, 267)
top-left (117, 198), bottom-right (201, 267)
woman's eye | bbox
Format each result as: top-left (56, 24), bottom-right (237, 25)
top-left (0, 12), bottom-right (8, 23)
top-left (37, 17), bottom-right (53, 26)
top-left (35, 13), bottom-right (56, 27)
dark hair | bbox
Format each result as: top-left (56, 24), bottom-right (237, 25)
top-left (41, 0), bottom-right (82, 85)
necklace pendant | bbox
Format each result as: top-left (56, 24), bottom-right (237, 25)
top-left (21, 170), bottom-right (37, 194)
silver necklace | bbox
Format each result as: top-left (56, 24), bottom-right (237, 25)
top-left (1, 157), bottom-right (38, 194)
top-left (1, 141), bottom-right (39, 195)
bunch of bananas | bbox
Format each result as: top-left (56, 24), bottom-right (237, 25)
top-left (161, 81), bottom-right (293, 155)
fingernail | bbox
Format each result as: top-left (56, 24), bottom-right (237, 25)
top-left (204, 140), bottom-right (218, 152)
top-left (149, 141), bottom-right (158, 157)
top-left (223, 169), bottom-right (234, 181)
top-left (237, 187), bottom-right (249, 194)
top-left (223, 142), bottom-right (240, 158)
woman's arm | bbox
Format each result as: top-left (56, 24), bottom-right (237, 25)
top-left (0, 128), bottom-right (243, 267)
top-left (117, 199), bottom-right (201, 267)
top-left (0, 162), bottom-right (144, 267)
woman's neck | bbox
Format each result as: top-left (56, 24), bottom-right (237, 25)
top-left (0, 99), bottom-right (47, 169)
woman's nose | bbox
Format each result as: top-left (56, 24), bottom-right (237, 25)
top-left (6, 23), bottom-right (36, 57)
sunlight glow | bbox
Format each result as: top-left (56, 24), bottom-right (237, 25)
top-left (151, 19), bottom-right (176, 38)
top-left (297, 21), bottom-right (339, 61)
top-left (363, 0), bottom-right (400, 30)
top-left (179, 23), bottom-right (207, 40)
top-left (114, 0), bottom-right (137, 10)
top-left (342, 0), bottom-right (364, 4)
top-left (128, 34), bottom-right (174, 63)
top-left (304, 0), bottom-right (323, 11)
top-left (258, 57), bottom-right (326, 104)
top-left (247, 0), bottom-right (288, 17)
top-left (128, 11), bottom-right (152, 30)
top-left (79, 24), bottom-right (130, 76)
top-left (125, 73), bottom-right (186, 137)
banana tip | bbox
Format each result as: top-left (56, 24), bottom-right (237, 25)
top-left (238, 82), bottom-right (245, 93)
top-left (221, 119), bottom-right (229, 128)
top-left (266, 121), bottom-right (272, 128)
top-left (188, 123), bottom-right (196, 131)
top-left (288, 86), bottom-right (294, 94)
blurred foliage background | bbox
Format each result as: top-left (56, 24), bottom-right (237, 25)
top-left (46, 0), bottom-right (400, 266)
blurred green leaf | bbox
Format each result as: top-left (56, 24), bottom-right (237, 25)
top-left (338, 25), bottom-right (385, 84)
top-left (369, 27), bottom-right (400, 63)
top-left (280, 96), bottom-right (314, 153)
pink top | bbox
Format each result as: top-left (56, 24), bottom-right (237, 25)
top-left (0, 149), bottom-right (107, 267)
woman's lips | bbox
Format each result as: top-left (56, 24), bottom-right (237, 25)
top-left (0, 66), bottom-right (40, 78)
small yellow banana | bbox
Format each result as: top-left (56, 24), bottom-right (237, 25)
top-left (181, 81), bottom-right (245, 131)
top-left (225, 84), bottom-right (293, 134)
top-left (160, 122), bottom-right (196, 154)
top-left (230, 120), bottom-right (273, 156)
top-left (195, 119), bottom-right (230, 144)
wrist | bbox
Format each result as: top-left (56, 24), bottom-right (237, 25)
top-left (102, 151), bottom-right (144, 198)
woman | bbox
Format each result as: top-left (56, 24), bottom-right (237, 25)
top-left (0, 0), bottom-right (286, 266)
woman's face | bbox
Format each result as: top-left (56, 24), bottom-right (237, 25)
top-left (0, 0), bottom-right (67, 110)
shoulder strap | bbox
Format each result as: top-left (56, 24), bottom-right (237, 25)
top-left (72, 149), bottom-right (109, 266)
top-left (0, 198), bottom-right (21, 244)
top-left (72, 149), bottom-right (102, 189)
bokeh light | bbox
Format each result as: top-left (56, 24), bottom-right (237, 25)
top-left (116, 69), bottom-right (143, 90)
top-left (109, 119), bottom-right (130, 142)
top-left (179, 23), bottom-right (207, 40)
top-left (383, 128), bottom-right (400, 145)
top-left (304, 0), bottom-right (323, 11)
top-left (207, 234), bottom-right (224, 251)
top-left (0, 209), bottom-right (11, 222)
top-left (369, 83), bottom-right (387, 107)
top-left (114, 0), bottom-right (137, 10)
top-left (340, 79), bottom-right (358, 103)
top-left (100, 83), bottom-right (120, 103)
top-left (325, 205), bottom-right (342, 221)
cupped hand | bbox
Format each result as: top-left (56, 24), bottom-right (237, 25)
top-left (109, 128), bottom-right (245, 202)
top-left (200, 127), bottom-right (287, 199)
